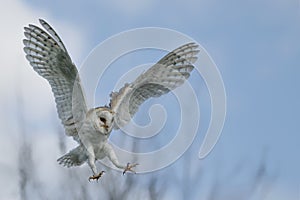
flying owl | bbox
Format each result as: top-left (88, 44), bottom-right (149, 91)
top-left (23, 19), bottom-right (199, 181)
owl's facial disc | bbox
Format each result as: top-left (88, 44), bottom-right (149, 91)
top-left (97, 110), bottom-right (114, 134)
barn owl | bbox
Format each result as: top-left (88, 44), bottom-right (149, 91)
top-left (23, 19), bottom-right (199, 181)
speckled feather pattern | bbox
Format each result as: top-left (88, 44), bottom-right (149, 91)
top-left (23, 19), bottom-right (87, 141)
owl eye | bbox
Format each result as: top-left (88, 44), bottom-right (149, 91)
top-left (100, 117), bottom-right (106, 123)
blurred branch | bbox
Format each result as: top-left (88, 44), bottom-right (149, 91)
top-left (16, 83), bottom-right (44, 199)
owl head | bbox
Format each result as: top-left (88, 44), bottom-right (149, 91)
top-left (94, 107), bottom-right (115, 135)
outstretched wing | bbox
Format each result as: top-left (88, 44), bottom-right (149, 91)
top-left (110, 42), bottom-right (199, 128)
top-left (23, 19), bottom-right (88, 141)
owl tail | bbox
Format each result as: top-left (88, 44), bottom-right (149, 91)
top-left (57, 145), bottom-right (88, 168)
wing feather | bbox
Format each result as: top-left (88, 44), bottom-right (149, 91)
top-left (38, 19), bottom-right (68, 53)
top-left (110, 42), bottom-right (199, 128)
top-left (23, 19), bottom-right (87, 141)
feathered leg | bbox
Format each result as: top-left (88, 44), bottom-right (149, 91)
top-left (103, 143), bottom-right (138, 175)
top-left (86, 146), bottom-right (105, 181)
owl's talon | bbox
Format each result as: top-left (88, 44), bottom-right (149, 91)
top-left (88, 171), bottom-right (105, 182)
top-left (123, 163), bottom-right (138, 175)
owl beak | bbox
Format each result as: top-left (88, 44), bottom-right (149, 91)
top-left (101, 124), bottom-right (109, 131)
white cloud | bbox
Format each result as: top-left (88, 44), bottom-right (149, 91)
top-left (0, 0), bottom-right (85, 115)
top-left (0, 1), bottom-right (86, 199)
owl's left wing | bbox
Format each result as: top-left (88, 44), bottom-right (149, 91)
top-left (23, 19), bottom-right (88, 142)
top-left (110, 42), bottom-right (199, 129)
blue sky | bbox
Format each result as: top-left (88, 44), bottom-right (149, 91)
top-left (0, 0), bottom-right (299, 199)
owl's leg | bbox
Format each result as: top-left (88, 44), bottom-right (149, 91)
top-left (86, 146), bottom-right (105, 181)
top-left (103, 143), bottom-right (138, 175)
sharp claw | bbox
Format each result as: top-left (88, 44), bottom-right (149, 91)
top-left (88, 171), bottom-right (105, 182)
top-left (123, 163), bottom-right (139, 175)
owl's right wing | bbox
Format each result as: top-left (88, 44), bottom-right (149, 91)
top-left (110, 42), bottom-right (199, 129)
top-left (23, 19), bottom-right (88, 142)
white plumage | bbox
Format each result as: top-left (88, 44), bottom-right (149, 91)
top-left (23, 19), bottom-right (199, 181)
